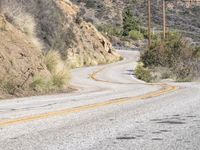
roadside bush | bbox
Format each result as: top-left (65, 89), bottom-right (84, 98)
top-left (129, 30), bottom-right (144, 40)
top-left (135, 63), bottom-right (153, 82)
top-left (140, 32), bottom-right (200, 81)
top-left (140, 28), bottom-right (148, 39)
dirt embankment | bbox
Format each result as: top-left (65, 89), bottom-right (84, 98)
top-left (0, 15), bottom-right (50, 98)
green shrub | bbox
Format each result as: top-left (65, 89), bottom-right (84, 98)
top-left (140, 42), bottom-right (162, 67)
top-left (140, 32), bottom-right (200, 81)
top-left (135, 63), bottom-right (153, 82)
top-left (140, 28), bottom-right (148, 39)
top-left (129, 30), bottom-right (144, 40)
top-left (122, 8), bottom-right (140, 36)
top-left (97, 25), bottom-right (123, 37)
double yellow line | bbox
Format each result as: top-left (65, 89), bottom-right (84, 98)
top-left (0, 68), bottom-right (178, 127)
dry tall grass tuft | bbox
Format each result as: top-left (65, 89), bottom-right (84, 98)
top-left (31, 52), bottom-right (70, 92)
top-left (52, 69), bottom-right (70, 88)
top-left (45, 51), bottom-right (61, 73)
top-left (44, 50), bottom-right (70, 89)
top-left (2, 2), bottom-right (36, 36)
top-left (2, 0), bottom-right (43, 50)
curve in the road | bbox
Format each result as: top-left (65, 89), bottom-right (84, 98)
top-left (0, 60), bottom-right (179, 127)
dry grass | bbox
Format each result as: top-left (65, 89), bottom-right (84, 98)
top-left (41, 50), bottom-right (70, 90)
top-left (2, 2), bottom-right (36, 36)
top-left (30, 77), bottom-right (48, 92)
top-left (1, 0), bottom-right (43, 50)
top-left (51, 69), bottom-right (70, 88)
top-left (45, 51), bottom-right (61, 73)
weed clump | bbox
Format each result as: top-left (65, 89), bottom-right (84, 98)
top-left (129, 30), bottom-right (144, 40)
top-left (31, 50), bottom-right (70, 92)
top-left (135, 63), bottom-right (153, 82)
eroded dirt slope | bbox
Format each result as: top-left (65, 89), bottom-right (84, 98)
top-left (0, 15), bottom-right (50, 98)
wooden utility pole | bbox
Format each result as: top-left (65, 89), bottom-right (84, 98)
top-left (162, 0), bottom-right (166, 39)
top-left (0, 0), bottom-right (2, 14)
top-left (148, 0), bottom-right (152, 48)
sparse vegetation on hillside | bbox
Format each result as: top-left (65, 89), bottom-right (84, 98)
top-left (129, 30), bottom-right (144, 40)
top-left (97, 7), bottom-right (144, 47)
top-left (72, 0), bottom-right (200, 43)
top-left (2, 0), bottom-right (43, 50)
top-left (97, 25), bottom-right (123, 37)
top-left (2, 1), bottom-right (35, 36)
top-left (0, 0), bottom-right (121, 99)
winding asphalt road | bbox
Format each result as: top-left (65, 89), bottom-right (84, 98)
top-left (0, 50), bottom-right (200, 150)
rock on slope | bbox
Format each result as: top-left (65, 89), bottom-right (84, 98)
top-left (55, 0), bottom-right (121, 67)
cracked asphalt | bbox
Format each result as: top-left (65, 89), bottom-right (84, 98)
top-left (0, 50), bottom-right (200, 150)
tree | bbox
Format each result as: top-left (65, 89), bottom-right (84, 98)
top-left (122, 8), bottom-right (140, 36)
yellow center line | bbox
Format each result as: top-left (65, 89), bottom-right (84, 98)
top-left (0, 67), bottom-right (179, 127)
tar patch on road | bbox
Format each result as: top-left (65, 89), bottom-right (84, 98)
top-left (150, 114), bottom-right (188, 125)
top-left (116, 136), bottom-right (136, 140)
top-left (156, 121), bottom-right (186, 125)
top-left (150, 114), bottom-right (200, 126)
top-left (152, 138), bottom-right (163, 141)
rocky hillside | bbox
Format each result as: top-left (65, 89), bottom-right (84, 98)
top-left (0, 0), bottom-right (121, 98)
top-left (71, 0), bottom-right (129, 26)
top-left (71, 0), bottom-right (200, 41)
top-left (2, 0), bottom-right (121, 67)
